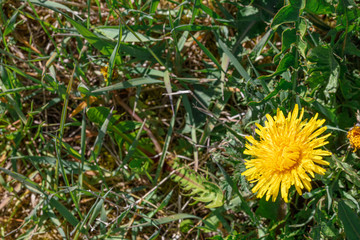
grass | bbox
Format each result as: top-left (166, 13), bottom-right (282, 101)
top-left (0, 0), bottom-right (360, 239)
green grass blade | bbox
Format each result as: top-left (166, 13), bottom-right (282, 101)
top-left (91, 77), bottom-right (163, 94)
top-left (0, 167), bottom-right (44, 195)
top-left (78, 109), bottom-right (87, 199)
top-left (91, 108), bottom-right (113, 161)
top-left (126, 213), bottom-right (201, 228)
top-left (49, 197), bottom-right (79, 227)
top-left (164, 70), bottom-right (174, 113)
top-left (217, 38), bottom-right (253, 83)
top-left (153, 97), bottom-right (181, 184)
top-left (191, 33), bottom-right (224, 73)
top-left (182, 95), bottom-right (199, 170)
top-left (121, 119), bottom-right (147, 166)
top-left (107, 24), bottom-right (123, 82)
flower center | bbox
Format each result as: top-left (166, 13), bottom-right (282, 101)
top-left (276, 145), bottom-right (301, 171)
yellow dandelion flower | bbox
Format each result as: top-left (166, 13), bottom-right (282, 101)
top-left (100, 65), bottom-right (109, 83)
top-left (100, 64), bottom-right (118, 83)
top-left (347, 125), bottom-right (360, 152)
top-left (242, 105), bottom-right (332, 203)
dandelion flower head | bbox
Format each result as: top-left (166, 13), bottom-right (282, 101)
top-left (242, 105), bottom-right (331, 202)
top-left (347, 125), bottom-right (360, 152)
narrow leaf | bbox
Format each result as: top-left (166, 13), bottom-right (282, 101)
top-left (338, 201), bottom-right (360, 240)
top-left (128, 213), bottom-right (201, 228)
top-left (0, 167), bottom-right (43, 195)
top-left (49, 198), bottom-right (79, 227)
top-left (91, 77), bottom-right (163, 94)
top-left (217, 38), bottom-right (252, 83)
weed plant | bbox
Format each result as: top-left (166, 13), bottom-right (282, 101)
top-left (0, 0), bottom-right (360, 239)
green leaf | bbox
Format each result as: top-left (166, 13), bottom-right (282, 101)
top-left (213, 0), bottom-right (234, 20)
top-left (2, 93), bottom-right (28, 125)
top-left (108, 24), bottom-right (122, 82)
top-left (307, 45), bottom-right (337, 71)
top-left (91, 109), bottom-right (113, 159)
top-left (338, 201), bottom-right (360, 240)
top-left (312, 101), bottom-right (337, 125)
top-left (271, 5), bottom-right (300, 29)
top-left (290, 0), bottom-right (306, 9)
top-left (4, 11), bottom-right (19, 36)
top-left (124, 120), bottom-right (147, 167)
top-left (171, 162), bottom-right (224, 208)
top-left (163, 70), bottom-right (173, 112)
top-left (88, 199), bottom-right (104, 225)
top-left (307, 45), bottom-right (339, 97)
top-left (61, 140), bottom-right (82, 160)
top-left (149, 0), bottom-right (160, 15)
top-left (91, 77), bottom-right (163, 94)
top-left (0, 66), bottom-right (28, 124)
top-left (191, 34), bottom-right (223, 72)
top-left (129, 213), bottom-right (201, 228)
top-left (180, 219), bottom-right (194, 233)
top-left (95, 27), bottom-right (160, 42)
top-left (281, 28), bottom-right (297, 52)
top-left (0, 167), bottom-right (44, 195)
top-left (333, 155), bottom-right (360, 188)
top-left (259, 51), bottom-right (295, 80)
top-left (199, 2), bottom-right (223, 21)
top-left (29, 0), bottom-right (74, 12)
top-left (49, 198), bottom-right (79, 227)
top-left (1, 63), bottom-right (53, 90)
top-left (47, 207), bottom-right (67, 238)
top-left (326, 65), bottom-right (340, 94)
top-left (344, 40), bottom-right (360, 57)
top-left (217, 38), bottom-right (252, 83)
top-left (86, 106), bottom-right (153, 160)
top-left (148, 190), bottom-right (174, 218)
top-left (298, 38), bottom-right (308, 58)
top-left (87, 107), bottom-right (114, 125)
top-left (256, 197), bottom-right (280, 221)
top-left (129, 158), bottom-right (150, 173)
top-left (86, 107), bottom-right (139, 132)
top-left (305, 0), bottom-right (334, 14)
top-left (251, 29), bottom-right (273, 58)
top-left (249, 79), bottom-right (292, 106)
top-left (77, 83), bottom-right (91, 96)
top-left (298, 17), bottom-right (307, 38)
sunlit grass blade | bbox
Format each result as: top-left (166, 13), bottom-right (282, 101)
top-left (107, 24), bottom-right (123, 83)
top-left (91, 77), bottom-right (163, 94)
top-left (182, 95), bottom-right (199, 171)
top-left (217, 38), bottom-right (253, 84)
top-left (0, 167), bottom-right (44, 195)
top-left (124, 213), bottom-right (202, 228)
